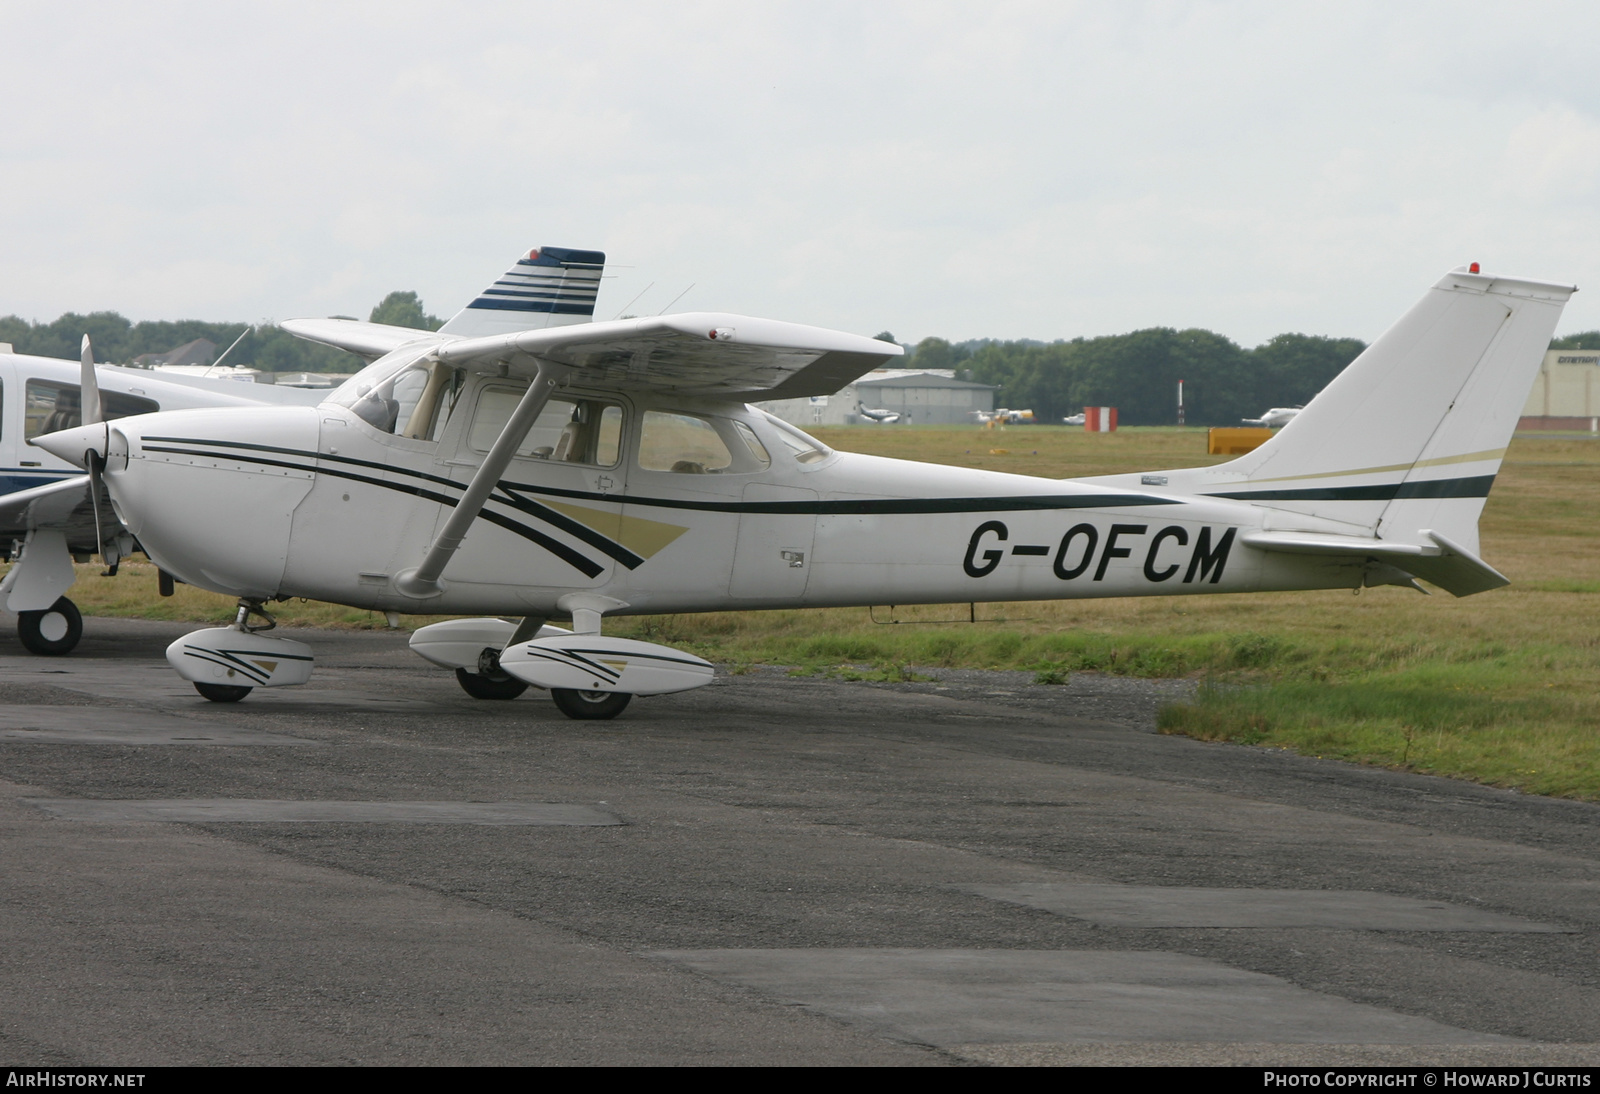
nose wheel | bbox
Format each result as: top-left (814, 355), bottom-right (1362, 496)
top-left (17, 597), bottom-right (83, 656)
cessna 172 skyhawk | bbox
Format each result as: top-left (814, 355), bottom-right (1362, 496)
top-left (33, 250), bottom-right (1573, 718)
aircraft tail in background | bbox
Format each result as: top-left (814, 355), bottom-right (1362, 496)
top-left (437, 246), bottom-right (606, 338)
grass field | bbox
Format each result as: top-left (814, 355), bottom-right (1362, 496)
top-left (43, 424), bottom-right (1600, 801)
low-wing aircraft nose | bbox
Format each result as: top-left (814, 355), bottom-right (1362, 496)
top-left (29, 422), bottom-right (107, 468)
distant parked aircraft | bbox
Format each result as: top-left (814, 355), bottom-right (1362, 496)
top-left (1242, 406), bottom-right (1302, 428)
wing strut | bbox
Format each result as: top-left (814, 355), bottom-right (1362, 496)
top-left (394, 360), bottom-right (568, 599)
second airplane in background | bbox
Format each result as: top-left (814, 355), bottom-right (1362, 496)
top-left (0, 342), bottom-right (318, 655)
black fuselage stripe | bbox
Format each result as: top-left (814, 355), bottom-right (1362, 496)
top-left (144, 435), bottom-right (1182, 516)
top-left (1202, 475), bottom-right (1496, 502)
top-left (142, 437), bottom-right (639, 567)
top-left (141, 445), bottom-right (607, 579)
top-left (487, 489), bottom-right (645, 568)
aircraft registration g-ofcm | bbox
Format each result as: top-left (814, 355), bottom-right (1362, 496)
top-left (0, 345), bottom-right (319, 656)
top-left (34, 249), bottom-right (1574, 718)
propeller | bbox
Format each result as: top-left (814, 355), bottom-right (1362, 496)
top-left (79, 335), bottom-right (112, 574)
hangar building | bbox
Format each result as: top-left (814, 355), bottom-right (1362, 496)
top-left (1521, 349), bottom-right (1600, 431)
top-left (760, 370), bottom-right (996, 427)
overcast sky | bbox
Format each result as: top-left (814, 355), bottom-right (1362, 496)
top-left (5, 1), bottom-right (1600, 347)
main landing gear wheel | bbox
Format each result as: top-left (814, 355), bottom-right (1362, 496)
top-left (455, 667), bottom-right (529, 701)
top-left (17, 597), bottom-right (83, 656)
top-left (551, 688), bottom-right (632, 720)
top-left (194, 682), bottom-right (253, 703)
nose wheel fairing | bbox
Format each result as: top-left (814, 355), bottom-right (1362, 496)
top-left (166, 626), bottom-right (315, 698)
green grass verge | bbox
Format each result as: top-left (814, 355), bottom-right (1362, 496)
top-left (1158, 671), bottom-right (1600, 801)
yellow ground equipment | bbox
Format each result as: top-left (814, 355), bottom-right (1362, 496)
top-left (1207, 427), bottom-right (1274, 455)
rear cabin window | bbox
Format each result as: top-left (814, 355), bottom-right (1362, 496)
top-left (25, 381), bottom-right (158, 440)
top-left (469, 386), bottom-right (622, 467)
top-left (638, 411), bottom-right (775, 474)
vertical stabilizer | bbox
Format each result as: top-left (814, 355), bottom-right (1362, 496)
top-left (438, 246), bottom-right (605, 338)
top-left (1197, 269), bottom-right (1574, 551)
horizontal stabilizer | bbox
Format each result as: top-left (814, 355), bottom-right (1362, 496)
top-left (1241, 528), bottom-right (1508, 597)
top-left (278, 317), bottom-right (444, 361)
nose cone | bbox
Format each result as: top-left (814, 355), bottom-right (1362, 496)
top-left (30, 422), bottom-right (107, 468)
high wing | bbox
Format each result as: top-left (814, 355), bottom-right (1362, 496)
top-left (280, 243), bottom-right (901, 398)
top-left (432, 311), bottom-right (902, 400)
top-left (284, 311), bottom-right (902, 400)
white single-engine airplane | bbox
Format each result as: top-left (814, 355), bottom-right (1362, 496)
top-left (1243, 406), bottom-right (1304, 428)
top-left (34, 250), bottom-right (1573, 719)
top-left (0, 342), bottom-right (319, 655)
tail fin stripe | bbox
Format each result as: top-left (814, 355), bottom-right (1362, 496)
top-left (481, 289), bottom-right (597, 302)
top-left (1241, 447), bottom-right (1507, 485)
top-left (465, 299), bottom-right (596, 315)
top-left (438, 245), bottom-right (608, 338)
top-left (1205, 474), bottom-right (1494, 503)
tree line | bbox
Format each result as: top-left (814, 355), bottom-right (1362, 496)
top-left (5, 295), bottom-right (1596, 420)
top-left (0, 291), bottom-right (442, 375)
top-left (880, 328), bottom-right (1600, 427)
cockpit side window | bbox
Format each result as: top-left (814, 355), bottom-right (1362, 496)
top-left (398, 364), bottom-right (466, 441)
top-left (25, 381), bottom-right (157, 440)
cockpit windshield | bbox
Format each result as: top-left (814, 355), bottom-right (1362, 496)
top-left (759, 411), bottom-right (832, 464)
top-left (323, 347), bottom-right (447, 437)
